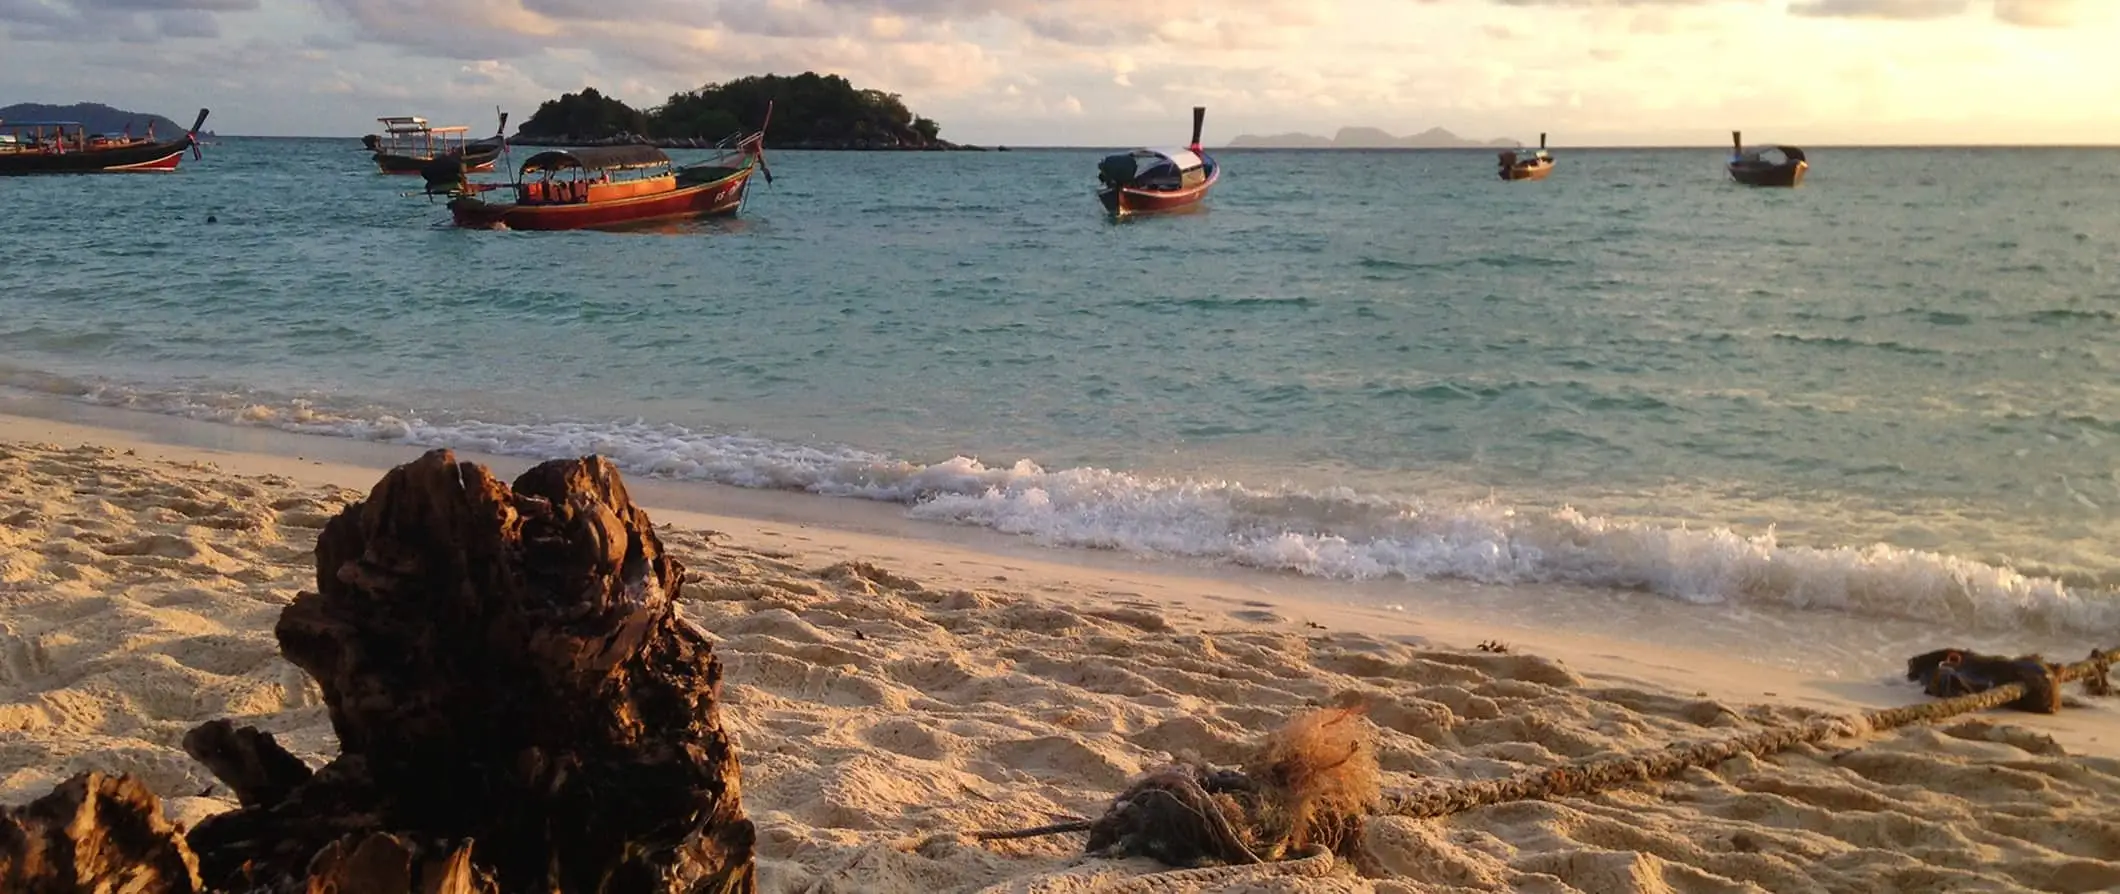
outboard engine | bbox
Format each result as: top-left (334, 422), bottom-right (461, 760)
top-left (361, 134), bottom-right (382, 153)
top-left (1097, 153), bottom-right (1139, 188)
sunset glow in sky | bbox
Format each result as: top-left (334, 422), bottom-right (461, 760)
top-left (1, 0), bottom-right (2113, 145)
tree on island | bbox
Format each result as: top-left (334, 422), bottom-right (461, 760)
top-left (515, 87), bottom-right (650, 141)
top-left (515, 72), bottom-right (950, 149)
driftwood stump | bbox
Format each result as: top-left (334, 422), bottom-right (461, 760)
top-left (0, 772), bottom-right (203, 893)
top-left (3, 449), bottom-right (755, 893)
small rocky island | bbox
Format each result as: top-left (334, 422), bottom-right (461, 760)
top-left (0, 102), bottom-right (212, 139)
top-left (513, 72), bottom-right (985, 151)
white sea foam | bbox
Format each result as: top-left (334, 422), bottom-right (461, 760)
top-left (18, 374), bottom-right (2118, 638)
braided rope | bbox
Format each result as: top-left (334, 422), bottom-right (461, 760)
top-left (968, 648), bottom-right (2117, 890)
top-left (1385, 648), bottom-right (2114, 819)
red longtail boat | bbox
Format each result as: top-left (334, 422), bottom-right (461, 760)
top-left (429, 129), bottom-right (771, 231)
top-left (0, 108), bottom-right (208, 175)
top-left (1498, 133), bottom-right (1555, 181)
top-left (1096, 106), bottom-right (1219, 217)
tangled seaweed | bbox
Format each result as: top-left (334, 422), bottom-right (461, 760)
top-left (1080, 706), bottom-right (1381, 867)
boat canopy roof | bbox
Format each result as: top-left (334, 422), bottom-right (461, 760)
top-left (1, 121), bottom-right (87, 128)
top-left (379, 116), bottom-right (430, 131)
top-left (1143, 147), bottom-right (1205, 170)
top-left (1736, 144), bottom-right (1806, 163)
top-left (518, 144), bottom-right (672, 173)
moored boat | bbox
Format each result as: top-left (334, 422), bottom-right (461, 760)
top-left (429, 126), bottom-right (772, 231)
top-left (364, 110), bottom-right (507, 175)
top-left (0, 109), bottom-right (208, 175)
top-left (1096, 106), bottom-right (1219, 217)
top-left (1499, 133), bottom-right (1555, 181)
top-left (1727, 131), bottom-right (1807, 187)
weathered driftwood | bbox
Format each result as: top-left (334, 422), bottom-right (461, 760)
top-left (0, 771), bottom-right (204, 893)
top-left (4, 449), bottom-right (756, 893)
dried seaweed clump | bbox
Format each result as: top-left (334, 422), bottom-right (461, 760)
top-left (1245, 705), bottom-right (1382, 854)
top-left (1084, 707), bottom-right (1380, 867)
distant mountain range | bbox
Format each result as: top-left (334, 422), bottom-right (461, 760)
top-left (0, 102), bottom-right (211, 139)
top-left (1227, 126), bottom-right (1519, 149)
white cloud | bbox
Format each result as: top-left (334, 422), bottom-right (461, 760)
top-left (0, 0), bottom-right (2114, 143)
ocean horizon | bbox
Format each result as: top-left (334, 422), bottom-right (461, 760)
top-left (214, 134), bottom-right (2120, 151)
top-left (4, 135), bottom-right (2116, 656)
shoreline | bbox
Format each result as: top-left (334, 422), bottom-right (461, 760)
top-left (2, 396), bottom-right (2112, 760)
top-left (8, 408), bottom-right (2120, 890)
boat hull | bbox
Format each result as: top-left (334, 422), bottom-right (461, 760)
top-left (0, 139), bottom-right (192, 175)
top-left (1729, 160), bottom-right (1806, 187)
top-left (1098, 162), bottom-right (1220, 216)
top-left (1500, 160), bottom-right (1555, 181)
top-left (376, 143), bottom-right (501, 175)
top-left (446, 167), bottom-right (756, 230)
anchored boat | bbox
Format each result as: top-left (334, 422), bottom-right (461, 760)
top-left (364, 110), bottom-right (507, 175)
top-left (1727, 131), bottom-right (1807, 187)
top-left (0, 108), bottom-right (209, 175)
top-left (428, 126), bottom-right (771, 231)
top-left (1499, 133), bottom-right (1555, 181)
top-left (1096, 106), bottom-right (1220, 217)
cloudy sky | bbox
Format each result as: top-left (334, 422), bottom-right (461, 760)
top-left (0, 0), bottom-right (2112, 145)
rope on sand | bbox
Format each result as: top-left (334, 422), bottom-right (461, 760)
top-left (1387, 646), bottom-right (2114, 820)
top-left (968, 646), bottom-right (2115, 889)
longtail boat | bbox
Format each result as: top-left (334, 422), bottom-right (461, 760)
top-left (426, 122), bottom-right (772, 231)
top-left (1096, 106), bottom-right (1219, 217)
top-left (1499, 133), bottom-right (1555, 181)
top-left (364, 110), bottom-right (507, 175)
top-left (1728, 131), bottom-right (1807, 187)
top-left (0, 108), bottom-right (208, 175)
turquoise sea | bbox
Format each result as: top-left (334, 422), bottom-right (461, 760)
top-left (4, 137), bottom-right (2117, 644)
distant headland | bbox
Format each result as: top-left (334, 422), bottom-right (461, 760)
top-left (513, 73), bottom-right (987, 151)
top-left (1226, 126), bottom-right (1519, 149)
top-left (0, 102), bottom-right (212, 139)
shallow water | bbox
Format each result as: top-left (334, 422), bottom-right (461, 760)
top-left (3, 138), bottom-right (2117, 639)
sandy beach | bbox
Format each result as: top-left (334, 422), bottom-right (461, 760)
top-left (5, 411), bottom-right (2120, 893)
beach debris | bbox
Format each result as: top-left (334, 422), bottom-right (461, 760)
top-left (0, 450), bottom-right (758, 894)
top-left (1475, 640), bottom-right (1510, 654)
top-left (977, 706), bottom-right (1381, 868)
top-left (1904, 647), bottom-right (2070, 713)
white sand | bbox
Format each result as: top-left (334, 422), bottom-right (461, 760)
top-left (4, 412), bottom-right (2120, 893)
